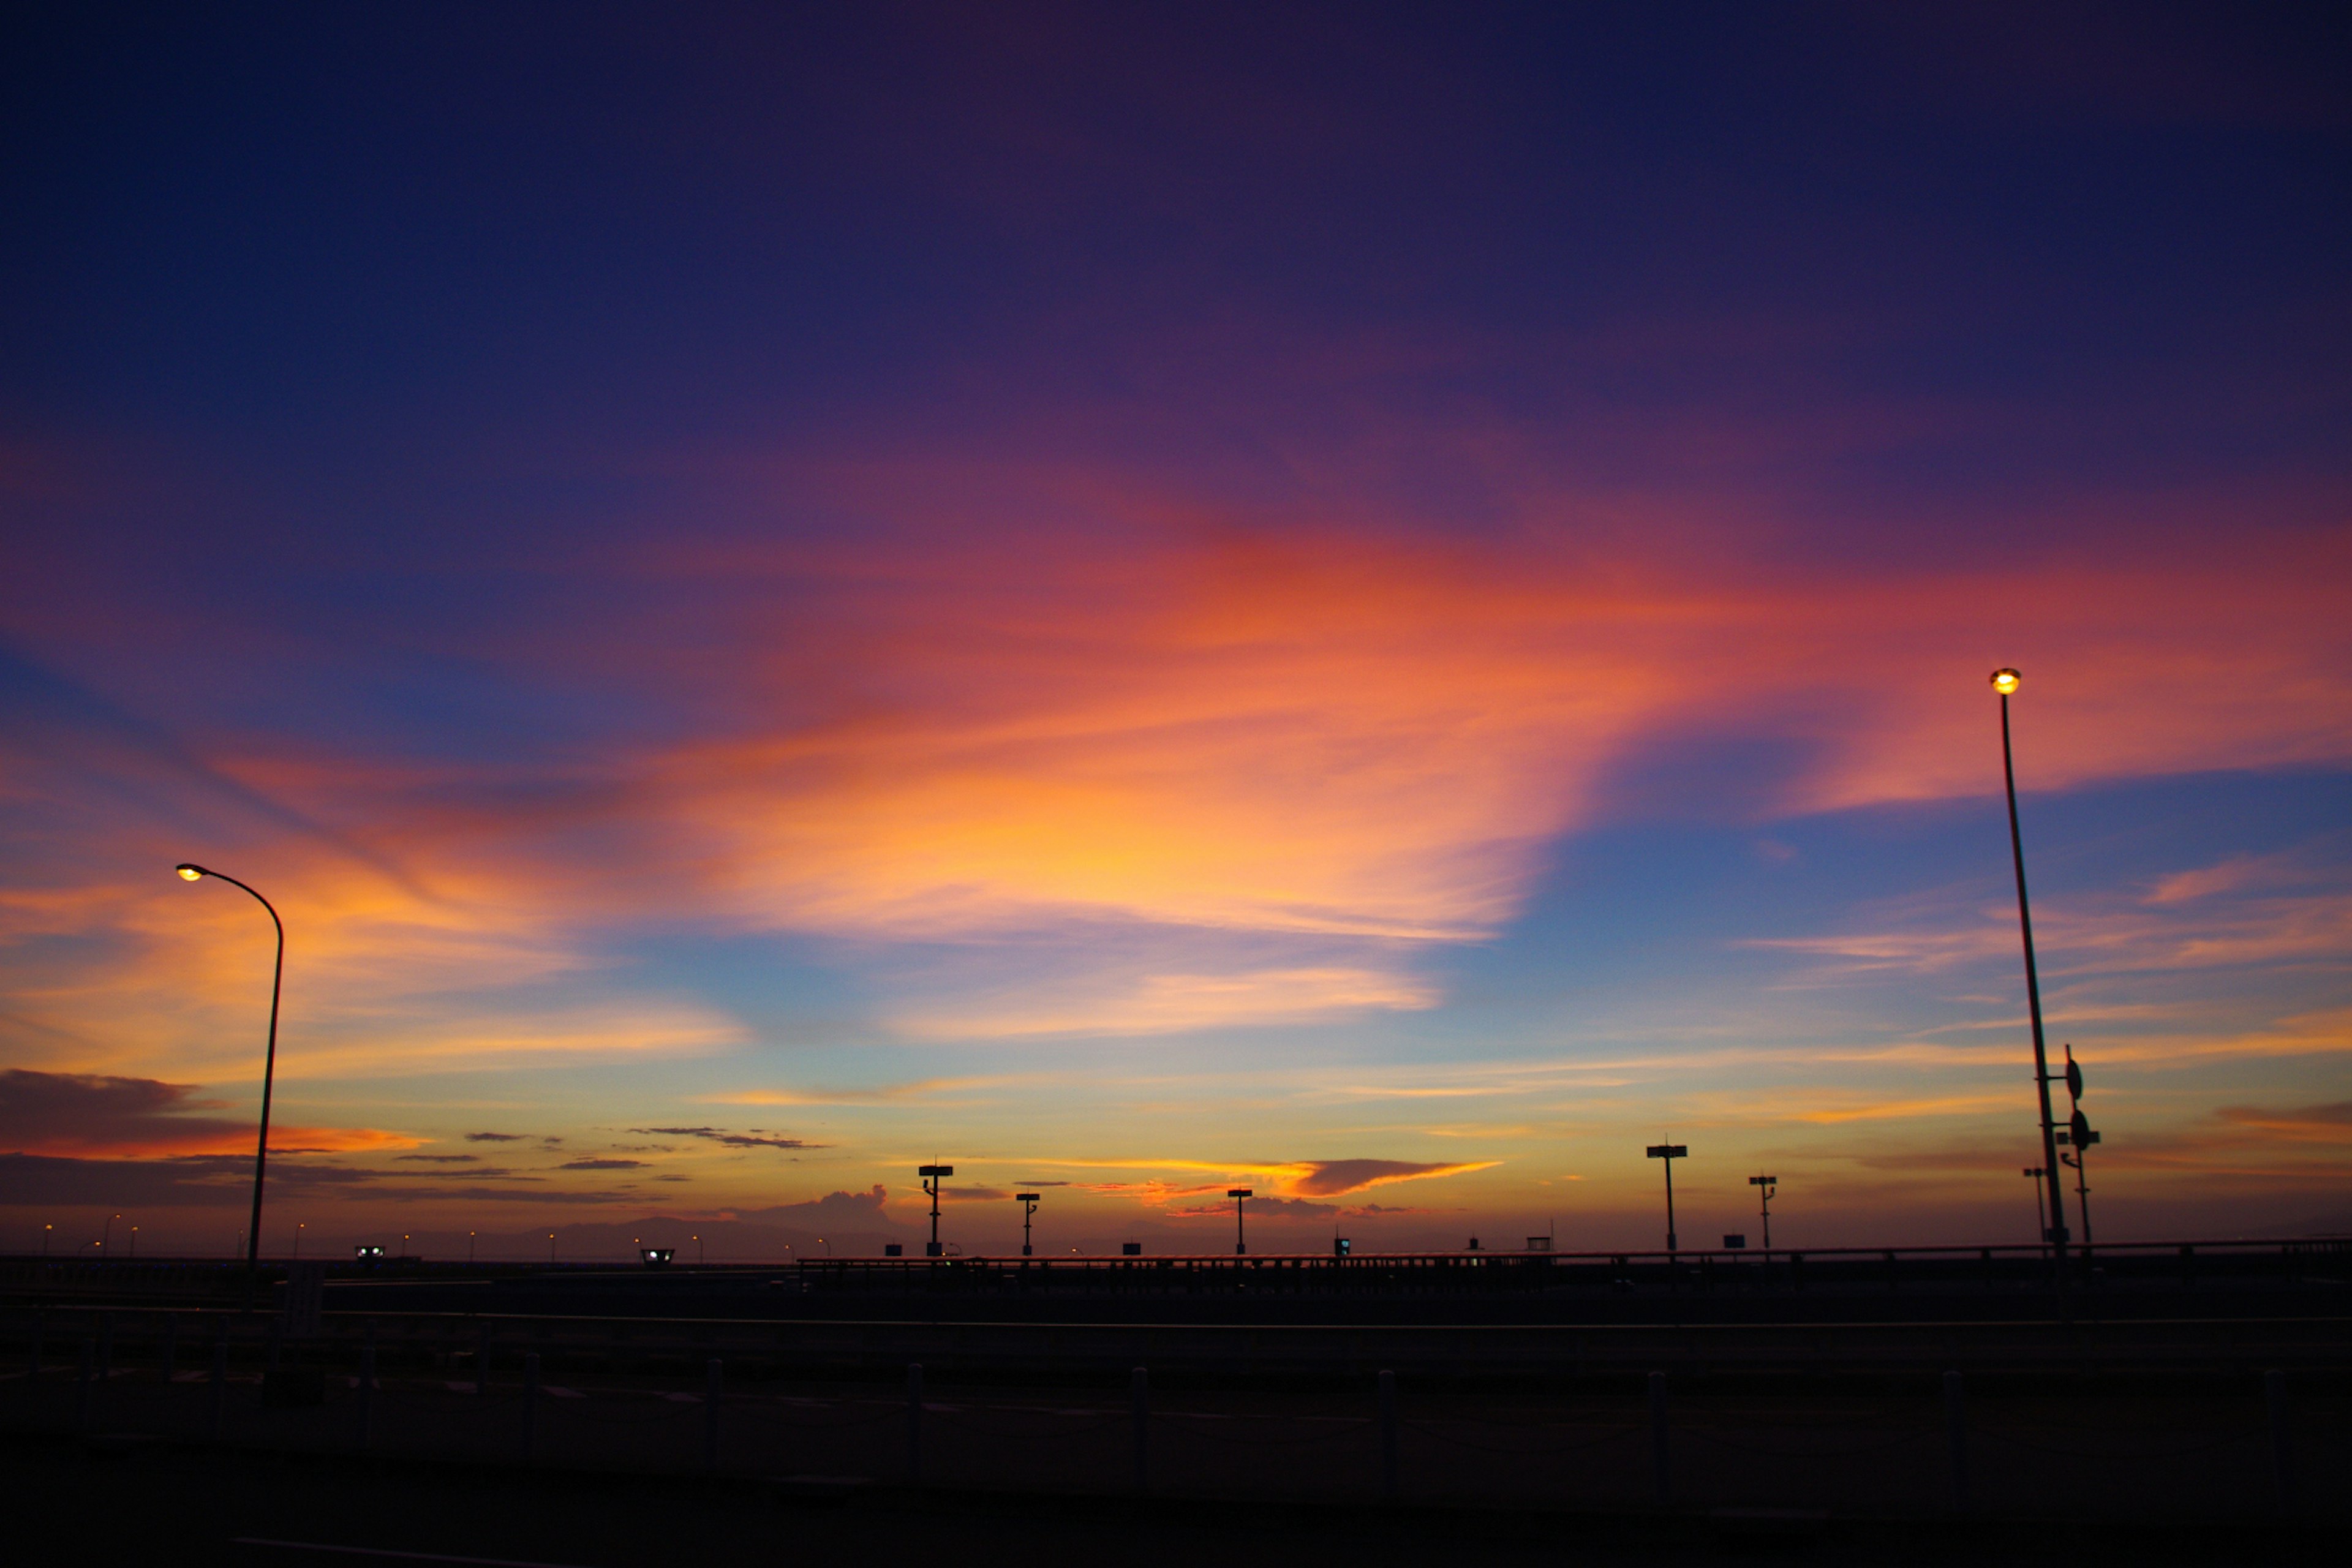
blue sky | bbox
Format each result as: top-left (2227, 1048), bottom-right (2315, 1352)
top-left (2, 2), bottom-right (2346, 1258)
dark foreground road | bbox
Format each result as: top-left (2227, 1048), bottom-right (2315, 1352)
top-left (0, 1431), bottom-right (2339, 1568)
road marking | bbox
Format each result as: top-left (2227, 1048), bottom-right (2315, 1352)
top-left (234, 1540), bottom-right (595, 1568)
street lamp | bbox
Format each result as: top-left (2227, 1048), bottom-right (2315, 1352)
top-left (919, 1166), bottom-right (954, 1257)
top-left (294, 1221), bottom-right (304, 1259)
top-left (102, 1212), bottom-right (118, 1255)
top-left (1227, 1189), bottom-right (1253, 1256)
top-left (175, 862), bottom-right (284, 1303)
top-left (1646, 1144), bottom-right (1687, 1254)
top-left (1016, 1193), bottom-right (1041, 1256)
top-left (2023, 1166), bottom-right (2049, 1248)
top-left (129, 1226), bottom-right (138, 1259)
top-left (1989, 671), bottom-right (2070, 1285)
top-left (1748, 1175), bottom-right (1777, 1249)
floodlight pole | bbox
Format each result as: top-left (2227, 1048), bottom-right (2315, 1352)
top-left (2023, 1167), bottom-right (2049, 1250)
top-left (175, 864), bottom-right (283, 1308)
top-left (1227, 1189), bottom-right (1253, 1256)
top-left (1992, 673), bottom-right (2070, 1295)
top-left (1017, 1194), bottom-right (1041, 1256)
top-left (919, 1166), bottom-right (954, 1257)
top-left (1646, 1145), bottom-right (1686, 1256)
top-left (1749, 1175), bottom-right (1776, 1250)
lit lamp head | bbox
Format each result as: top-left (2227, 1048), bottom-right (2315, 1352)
top-left (175, 863), bottom-right (206, 881)
top-left (1990, 668), bottom-right (2021, 696)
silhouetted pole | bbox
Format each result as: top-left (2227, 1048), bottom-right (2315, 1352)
top-left (1646, 1144), bottom-right (1686, 1254)
top-left (1017, 1193), bottom-right (1040, 1256)
top-left (1989, 672), bottom-right (2069, 1291)
top-left (1227, 1188), bottom-right (1253, 1255)
top-left (919, 1166), bottom-right (953, 1257)
top-left (2023, 1166), bottom-right (2049, 1250)
top-left (2059, 1042), bottom-right (2098, 1246)
top-left (1749, 1175), bottom-right (1776, 1249)
top-left (176, 864), bottom-right (283, 1307)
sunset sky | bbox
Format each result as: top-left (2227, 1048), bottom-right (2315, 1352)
top-left (4, 3), bottom-right (2348, 1259)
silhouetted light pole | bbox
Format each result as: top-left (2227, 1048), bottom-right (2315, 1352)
top-left (2057, 1044), bottom-right (2099, 1246)
top-left (1227, 1189), bottom-right (1253, 1255)
top-left (1991, 672), bottom-right (2070, 1285)
top-left (2023, 1166), bottom-right (2049, 1249)
top-left (176, 863), bottom-right (284, 1303)
top-left (920, 1165), bottom-right (954, 1257)
top-left (1749, 1175), bottom-right (1777, 1249)
top-left (1016, 1193), bottom-right (1041, 1256)
top-left (1646, 1144), bottom-right (1687, 1254)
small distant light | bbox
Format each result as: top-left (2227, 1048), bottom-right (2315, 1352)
top-left (176, 864), bottom-right (205, 881)
top-left (1991, 668), bottom-right (2021, 696)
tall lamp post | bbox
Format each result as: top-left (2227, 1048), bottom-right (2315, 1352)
top-left (919, 1165), bottom-right (953, 1257)
top-left (2023, 1166), bottom-right (2049, 1248)
top-left (1646, 1144), bottom-right (1687, 1254)
top-left (1989, 671), bottom-right (2070, 1286)
top-left (175, 863), bottom-right (283, 1305)
top-left (1748, 1175), bottom-right (1777, 1249)
top-left (1227, 1189), bottom-right (1253, 1256)
top-left (1016, 1193), bottom-right (1041, 1256)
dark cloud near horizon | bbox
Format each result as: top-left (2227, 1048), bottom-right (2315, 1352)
top-left (466, 1132), bottom-right (526, 1143)
top-left (0, 1068), bottom-right (243, 1153)
top-left (630, 1126), bottom-right (821, 1150)
top-left (393, 1153), bottom-right (478, 1163)
top-left (0, 1153), bottom-right (635, 1207)
top-left (737, 1184), bottom-right (899, 1231)
top-left (559, 1157), bottom-right (647, 1171)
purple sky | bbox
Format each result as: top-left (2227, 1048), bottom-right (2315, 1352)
top-left (3, 3), bottom-right (2347, 1259)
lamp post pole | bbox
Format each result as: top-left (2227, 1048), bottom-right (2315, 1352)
top-left (919, 1166), bottom-right (954, 1257)
top-left (1646, 1144), bottom-right (1687, 1255)
top-left (1017, 1194), bottom-right (1040, 1256)
top-left (1749, 1175), bottom-right (1776, 1250)
top-left (2023, 1166), bottom-right (2049, 1250)
top-left (176, 864), bottom-right (283, 1307)
top-left (1227, 1189), bottom-right (1253, 1256)
top-left (1990, 673), bottom-right (2070, 1293)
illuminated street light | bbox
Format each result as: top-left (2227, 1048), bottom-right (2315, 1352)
top-left (1646, 1144), bottom-right (1687, 1254)
top-left (919, 1166), bottom-right (954, 1257)
top-left (1016, 1193), bottom-right (1041, 1256)
top-left (175, 862), bottom-right (284, 1303)
top-left (1748, 1175), bottom-right (1777, 1249)
top-left (1988, 671), bottom-right (2070, 1287)
top-left (1227, 1189), bottom-right (1253, 1255)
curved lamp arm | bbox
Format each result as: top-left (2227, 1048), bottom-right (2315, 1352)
top-left (178, 864), bottom-right (284, 1298)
